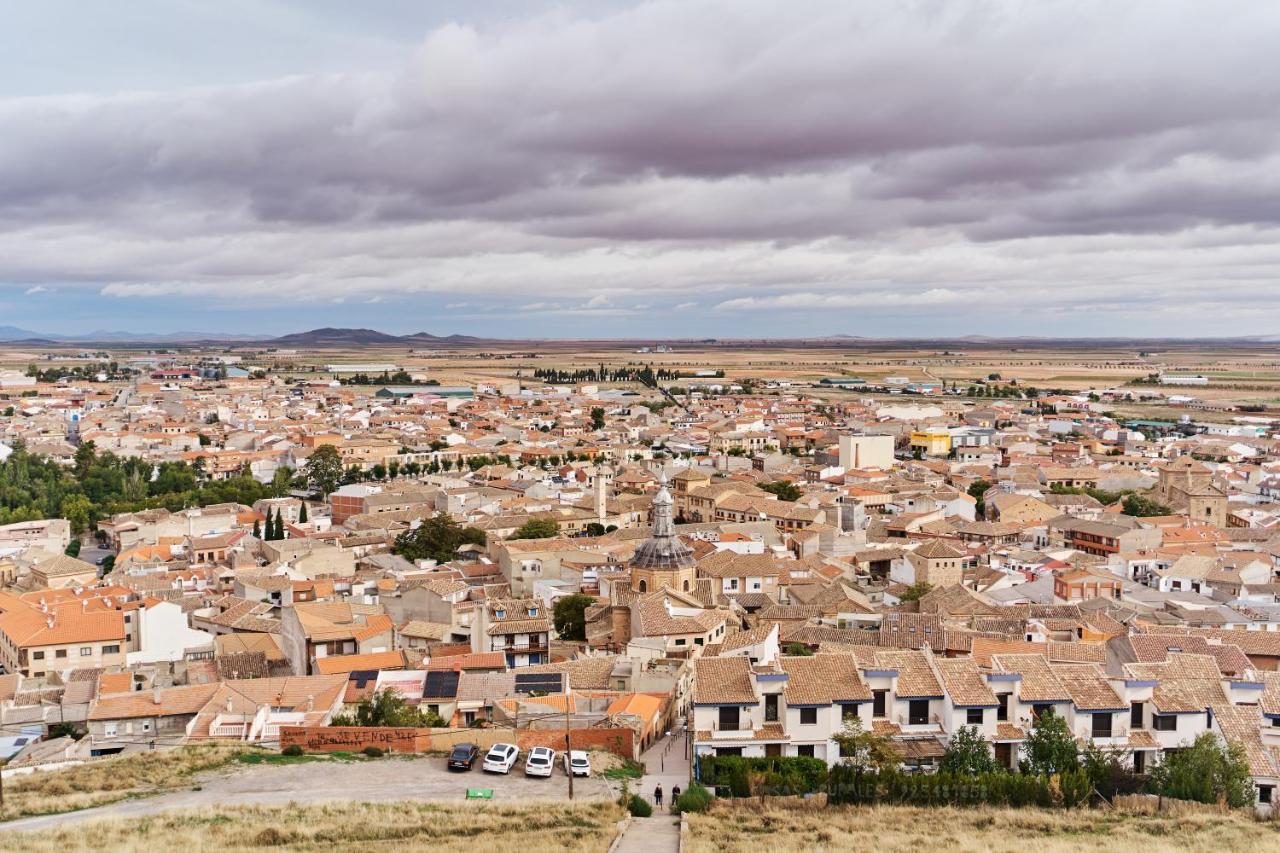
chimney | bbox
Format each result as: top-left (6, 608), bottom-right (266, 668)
top-left (45, 615), bottom-right (55, 629)
top-left (153, 686), bottom-right (163, 705)
top-left (226, 696), bottom-right (233, 712)
top-left (305, 695), bottom-right (314, 712)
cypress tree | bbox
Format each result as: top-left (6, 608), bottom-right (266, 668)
top-left (252, 518), bottom-right (261, 538)
top-left (299, 501), bottom-right (308, 524)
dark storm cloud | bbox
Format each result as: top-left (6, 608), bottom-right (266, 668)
top-left (3, 0), bottom-right (1280, 333)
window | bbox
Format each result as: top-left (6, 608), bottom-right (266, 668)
top-left (799, 707), bottom-right (818, 725)
top-left (55, 649), bottom-right (67, 659)
top-left (842, 705), bottom-right (858, 722)
top-left (796, 745), bottom-right (815, 757)
top-left (674, 638), bottom-right (686, 646)
top-left (718, 706), bottom-right (740, 730)
top-left (103, 723), bottom-right (118, 738)
top-left (1153, 714), bottom-right (1177, 732)
top-left (141, 721), bottom-right (152, 732)
top-left (32, 651), bottom-right (43, 660)
top-left (529, 607), bottom-right (538, 617)
top-left (996, 693), bottom-right (1009, 722)
top-left (1032, 704), bottom-right (1052, 721)
top-left (103, 644), bottom-right (120, 654)
top-left (908, 699), bottom-right (929, 726)
top-left (872, 690), bottom-right (887, 719)
top-left (1260, 786), bottom-right (1274, 805)
top-left (1091, 713), bottom-right (1113, 739)
top-left (1130, 701), bottom-right (1144, 729)
top-left (966, 708), bottom-right (984, 726)
top-left (1133, 750), bottom-right (1146, 775)
top-left (764, 694), bottom-right (779, 723)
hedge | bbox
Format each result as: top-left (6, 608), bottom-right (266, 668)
top-left (698, 755), bottom-right (829, 797)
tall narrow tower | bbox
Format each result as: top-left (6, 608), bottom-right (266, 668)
top-left (629, 469), bottom-right (695, 594)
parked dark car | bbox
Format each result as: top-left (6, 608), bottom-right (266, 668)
top-left (448, 743), bottom-right (480, 771)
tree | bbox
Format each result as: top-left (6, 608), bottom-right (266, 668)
top-left (940, 725), bottom-right (999, 776)
top-left (60, 494), bottom-right (93, 535)
top-left (1022, 709), bottom-right (1078, 776)
top-left (1122, 494), bottom-right (1173, 517)
top-left (303, 445), bottom-right (344, 497)
top-left (759, 480), bottom-right (802, 501)
top-left (897, 582), bottom-right (933, 603)
top-left (783, 643), bottom-right (814, 656)
top-left (252, 518), bottom-right (262, 538)
top-left (394, 512), bottom-right (487, 564)
top-left (64, 539), bottom-right (81, 557)
top-left (1149, 731), bottom-right (1254, 808)
top-left (274, 508), bottom-right (286, 540)
top-left (298, 501), bottom-right (308, 523)
top-left (509, 517), bottom-right (560, 540)
top-left (553, 593), bottom-right (595, 641)
top-left (269, 466), bottom-right (294, 498)
top-left (330, 689), bottom-right (447, 728)
top-left (832, 717), bottom-right (898, 774)
top-left (967, 478), bottom-right (992, 516)
top-left (584, 522), bottom-right (606, 537)
top-left (590, 407), bottom-right (606, 430)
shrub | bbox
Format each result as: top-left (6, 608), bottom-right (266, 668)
top-left (363, 746), bottom-right (385, 758)
top-left (699, 755), bottom-right (829, 796)
top-left (673, 781), bottom-right (713, 815)
top-left (626, 794), bottom-right (653, 817)
top-left (281, 745), bottom-right (304, 757)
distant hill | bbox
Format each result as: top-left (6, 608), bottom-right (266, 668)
top-left (0, 325), bottom-right (44, 341)
top-left (268, 328), bottom-right (406, 346)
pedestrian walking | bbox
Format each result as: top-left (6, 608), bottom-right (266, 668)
top-left (670, 784), bottom-right (681, 812)
top-left (654, 784), bottom-right (664, 808)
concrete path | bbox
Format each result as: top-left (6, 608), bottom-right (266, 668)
top-left (614, 814), bottom-right (681, 853)
top-left (639, 725), bottom-right (691, 807)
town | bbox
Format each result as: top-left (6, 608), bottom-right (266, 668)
top-left (0, 337), bottom-right (1279, 849)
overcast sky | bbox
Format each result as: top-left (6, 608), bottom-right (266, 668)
top-left (3, 0), bottom-right (1280, 338)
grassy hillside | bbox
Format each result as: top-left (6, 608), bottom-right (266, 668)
top-left (5, 801), bottom-right (624, 852)
top-left (685, 804), bottom-right (1280, 853)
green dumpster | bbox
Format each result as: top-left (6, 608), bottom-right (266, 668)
top-left (466, 788), bottom-right (494, 800)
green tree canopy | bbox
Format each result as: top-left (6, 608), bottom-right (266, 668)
top-left (553, 593), bottom-right (595, 641)
top-left (509, 517), bottom-right (560, 540)
top-left (1122, 493), bottom-right (1173, 517)
top-left (940, 725), bottom-right (1000, 775)
top-left (1149, 731), bottom-right (1254, 808)
top-left (330, 689), bottom-right (446, 728)
top-left (393, 512), bottom-right (487, 564)
top-left (1022, 709), bottom-right (1078, 776)
top-left (760, 480), bottom-right (802, 501)
top-left (897, 582), bottom-right (933, 603)
top-left (303, 445), bottom-right (344, 497)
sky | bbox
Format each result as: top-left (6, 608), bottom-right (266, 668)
top-left (3, 0), bottom-right (1280, 339)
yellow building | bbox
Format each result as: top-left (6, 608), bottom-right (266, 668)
top-left (909, 429), bottom-right (951, 457)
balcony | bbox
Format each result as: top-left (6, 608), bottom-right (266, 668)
top-left (709, 718), bottom-right (758, 740)
top-left (211, 723), bottom-right (248, 739)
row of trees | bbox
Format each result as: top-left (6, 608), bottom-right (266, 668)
top-left (0, 441), bottom-right (283, 531)
top-left (529, 364), bottom-right (701, 384)
top-left (253, 507), bottom-right (297, 540)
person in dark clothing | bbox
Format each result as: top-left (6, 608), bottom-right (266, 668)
top-left (670, 785), bottom-right (681, 812)
top-left (654, 784), bottom-right (664, 807)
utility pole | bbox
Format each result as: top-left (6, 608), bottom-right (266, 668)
top-left (565, 674), bottom-right (573, 801)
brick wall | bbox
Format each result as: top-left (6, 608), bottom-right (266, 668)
top-left (279, 724), bottom-right (635, 759)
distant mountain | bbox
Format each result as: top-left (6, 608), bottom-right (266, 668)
top-left (0, 325), bottom-right (45, 341)
top-left (268, 327), bottom-right (406, 346)
top-left (400, 331), bottom-right (483, 343)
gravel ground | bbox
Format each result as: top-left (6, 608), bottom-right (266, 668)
top-left (0, 754), bottom-right (618, 834)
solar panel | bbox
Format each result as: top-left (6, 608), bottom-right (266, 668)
top-left (513, 673), bottom-right (564, 694)
top-left (424, 670), bottom-right (461, 698)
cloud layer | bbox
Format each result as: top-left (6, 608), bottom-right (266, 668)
top-left (4, 0), bottom-right (1280, 335)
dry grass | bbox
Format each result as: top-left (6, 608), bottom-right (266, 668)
top-left (0, 744), bottom-right (249, 821)
top-left (685, 803), bottom-right (1280, 853)
top-left (5, 800), bottom-right (626, 852)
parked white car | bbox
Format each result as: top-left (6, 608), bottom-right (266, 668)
top-left (524, 746), bottom-right (556, 777)
top-left (564, 749), bottom-right (591, 777)
top-left (483, 743), bottom-right (520, 774)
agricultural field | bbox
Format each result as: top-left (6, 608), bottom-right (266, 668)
top-left (684, 803), bottom-right (1280, 853)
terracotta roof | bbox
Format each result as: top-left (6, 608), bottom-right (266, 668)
top-left (780, 654), bottom-right (871, 705)
top-left (693, 656), bottom-right (757, 705)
